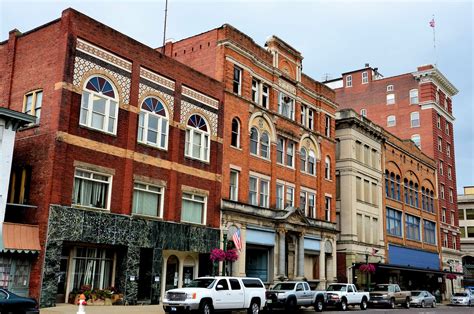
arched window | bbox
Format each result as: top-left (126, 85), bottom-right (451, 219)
top-left (300, 148), bottom-right (307, 172)
top-left (138, 97), bottom-right (168, 149)
top-left (80, 75), bottom-right (119, 134)
top-left (325, 156), bottom-right (331, 180)
top-left (231, 118), bottom-right (240, 148)
top-left (308, 150), bottom-right (316, 175)
top-left (260, 132), bottom-right (270, 159)
top-left (396, 175), bottom-right (401, 200)
top-left (385, 171), bottom-right (390, 197)
top-left (414, 183), bottom-right (419, 208)
top-left (250, 127), bottom-right (259, 155)
top-left (185, 114), bottom-right (210, 162)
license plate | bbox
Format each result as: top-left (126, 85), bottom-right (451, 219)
top-left (171, 307), bottom-right (177, 311)
top-left (267, 300), bottom-right (272, 304)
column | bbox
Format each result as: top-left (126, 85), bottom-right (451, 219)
top-left (331, 239), bottom-right (337, 282)
top-left (319, 239), bottom-right (326, 288)
top-left (297, 234), bottom-right (305, 278)
top-left (238, 227), bottom-right (247, 276)
top-left (178, 255), bottom-right (184, 288)
top-left (278, 229), bottom-right (286, 276)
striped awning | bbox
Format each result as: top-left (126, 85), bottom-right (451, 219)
top-left (2, 222), bottom-right (41, 253)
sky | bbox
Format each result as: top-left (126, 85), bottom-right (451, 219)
top-left (1, 0), bottom-right (473, 193)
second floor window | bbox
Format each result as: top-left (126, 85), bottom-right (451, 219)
top-left (423, 220), bottom-right (436, 245)
top-left (386, 208), bottom-right (402, 237)
top-left (325, 115), bottom-right (331, 137)
top-left (23, 89), bottom-right (43, 124)
top-left (276, 183), bottom-right (294, 209)
top-left (405, 214), bottom-right (421, 241)
top-left (250, 127), bottom-right (270, 159)
top-left (181, 192), bottom-right (206, 225)
top-left (249, 176), bottom-right (269, 207)
top-left (138, 97), bottom-right (169, 149)
top-left (185, 114), bottom-right (210, 162)
top-left (325, 156), bottom-right (331, 180)
top-left (300, 190), bottom-right (316, 218)
top-left (231, 118), bottom-right (240, 148)
top-left (278, 93), bottom-right (295, 120)
top-left (132, 182), bottom-right (164, 218)
top-left (346, 75), bottom-right (352, 87)
top-left (251, 79), bottom-right (259, 103)
top-left (325, 196), bottom-right (331, 221)
top-left (73, 168), bottom-right (111, 210)
top-left (229, 170), bottom-right (239, 201)
top-left (80, 76), bottom-right (118, 134)
top-left (233, 66), bottom-right (242, 95)
top-left (300, 148), bottom-right (316, 175)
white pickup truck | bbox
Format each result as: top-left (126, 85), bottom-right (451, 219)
top-left (265, 281), bottom-right (327, 312)
top-left (162, 276), bottom-right (266, 314)
top-left (325, 283), bottom-right (370, 311)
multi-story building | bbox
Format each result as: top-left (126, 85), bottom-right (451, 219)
top-left (1, 9), bottom-right (224, 307)
top-left (0, 108), bottom-right (36, 297)
top-left (326, 64), bottom-right (462, 296)
top-left (459, 186), bottom-right (474, 289)
top-left (335, 109), bottom-right (385, 288)
top-left (165, 25), bottom-right (338, 288)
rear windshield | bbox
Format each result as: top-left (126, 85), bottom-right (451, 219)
top-left (327, 284), bottom-right (347, 292)
top-left (411, 291), bottom-right (422, 296)
top-left (242, 279), bottom-right (264, 288)
top-left (272, 283), bottom-right (296, 291)
top-left (454, 293), bottom-right (468, 297)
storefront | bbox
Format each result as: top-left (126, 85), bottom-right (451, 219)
top-left (245, 227), bottom-right (275, 282)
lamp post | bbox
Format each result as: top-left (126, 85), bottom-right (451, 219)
top-left (365, 253), bottom-right (370, 292)
top-left (222, 232), bottom-right (227, 276)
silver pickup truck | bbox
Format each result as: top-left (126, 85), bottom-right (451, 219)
top-left (265, 281), bottom-right (327, 312)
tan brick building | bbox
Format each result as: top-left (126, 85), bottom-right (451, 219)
top-left (166, 25), bottom-right (338, 287)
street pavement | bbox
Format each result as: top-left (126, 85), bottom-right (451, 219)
top-left (41, 303), bottom-right (474, 313)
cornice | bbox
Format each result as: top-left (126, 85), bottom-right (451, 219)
top-left (413, 67), bottom-right (458, 96)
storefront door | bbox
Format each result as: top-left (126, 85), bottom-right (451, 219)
top-left (246, 247), bottom-right (269, 282)
top-left (165, 255), bottom-right (179, 291)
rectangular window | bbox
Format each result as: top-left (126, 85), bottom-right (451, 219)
top-left (364, 215), bottom-right (371, 243)
top-left (387, 115), bottom-right (396, 127)
top-left (448, 166), bottom-right (452, 180)
top-left (181, 193), bottom-right (206, 224)
top-left (453, 235), bottom-right (457, 250)
top-left (467, 226), bottom-right (474, 238)
top-left (442, 208), bottom-right (446, 223)
top-left (285, 187), bottom-right (294, 207)
top-left (7, 166), bottom-right (31, 205)
top-left (360, 108), bottom-right (367, 117)
top-left (308, 192), bottom-right (315, 218)
top-left (447, 143), bottom-right (451, 157)
top-left (449, 189), bottom-right (454, 203)
top-left (346, 75), bottom-right (352, 87)
top-left (438, 137), bottom-right (443, 152)
top-left (262, 84), bottom-right (269, 108)
top-left (373, 218), bottom-right (379, 244)
top-left (410, 112), bottom-right (420, 127)
top-left (371, 149), bottom-right (378, 169)
top-left (440, 184), bottom-right (445, 199)
top-left (325, 115), bottom-right (331, 137)
top-left (364, 180), bottom-right (370, 203)
top-left (372, 182), bottom-right (378, 206)
top-left (362, 71), bottom-right (368, 84)
top-left (300, 104), bottom-right (306, 125)
top-left (286, 141), bottom-right (294, 167)
top-left (251, 78), bottom-right (259, 103)
top-left (423, 220), bottom-right (436, 244)
top-left (249, 176), bottom-right (258, 205)
top-left (439, 161), bottom-right (444, 175)
top-left (410, 89), bottom-right (419, 104)
top-left (386, 93), bottom-right (395, 105)
top-left (445, 122), bottom-right (450, 135)
top-left (460, 227), bottom-right (466, 238)
top-left (357, 213), bottom-right (363, 241)
top-left (132, 182), bottom-right (163, 217)
top-left (278, 92), bottom-right (295, 120)
top-left (23, 90), bottom-right (43, 123)
top-left (355, 141), bottom-right (362, 161)
top-left (336, 175), bottom-right (341, 200)
top-left (386, 208), bottom-right (402, 237)
top-left (387, 85), bottom-right (394, 92)
top-left (276, 184), bottom-right (284, 209)
top-left (277, 137), bottom-right (284, 164)
top-left (308, 109), bottom-right (314, 129)
top-left (364, 145), bottom-right (370, 165)
top-left (443, 233), bottom-right (448, 247)
top-left (71, 247), bottom-right (114, 291)
top-left (437, 115), bottom-right (441, 129)
top-left (325, 196), bottom-right (331, 221)
top-left (356, 177), bottom-right (362, 201)
top-left (233, 66), bottom-right (242, 95)
top-left (466, 208), bottom-right (474, 219)
top-left (405, 214), bottom-right (421, 241)
top-left (73, 169), bottom-right (111, 210)
top-left (229, 170), bottom-right (239, 201)
top-left (259, 180), bottom-right (269, 207)
top-left (450, 212), bottom-right (455, 225)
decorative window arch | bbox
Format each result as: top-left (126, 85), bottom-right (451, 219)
top-left (185, 114), bottom-right (210, 162)
top-left (80, 75), bottom-right (119, 134)
top-left (325, 156), bottom-right (331, 180)
top-left (231, 118), bottom-right (240, 148)
top-left (138, 96), bottom-right (169, 149)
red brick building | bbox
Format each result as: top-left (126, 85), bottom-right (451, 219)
top-left (165, 25), bottom-right (338, 288)
top-left (326, 64), bottom-right (462, 295)
top-left (1, 9), bottom-right (224, 307)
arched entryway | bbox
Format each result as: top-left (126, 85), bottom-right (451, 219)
top-left (165, 255), bottom-right (179, 291)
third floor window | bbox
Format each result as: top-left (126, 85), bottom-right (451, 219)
top-left (278, 92), bottom-right (295, 120)
top-left (23, 89), bottom-right (43, 124)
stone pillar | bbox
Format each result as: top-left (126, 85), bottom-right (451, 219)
top-left (151, 248), bottom-right (162, 304)
top-left (297, 234), bottom-right (305, 278)
top-left (40, 240), bottom-right (63, 308)
top-left (319, 239), bottom-right (326, 288)
top-left (278, 229), bottom-right (286, 277)
top-left (178, 255), bottom-right (184, 288)
top-left (331, 239), bottom-right (337, 282)
top-left (238, 227), bottom-right (247, 276)
top-left (124, 246), bottom-right (140, 305)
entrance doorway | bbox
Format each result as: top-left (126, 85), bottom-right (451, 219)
top-left (165, 255), bottom-right (179, 291)
top-left (137, 248), bottom-right (153, 301)
top-left (246, 247), bottom-right (269, 282)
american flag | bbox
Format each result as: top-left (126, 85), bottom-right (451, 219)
top-left (429, 18), bottom-right (435, 28)
top-left (232, 228), bottom-right (242, 251)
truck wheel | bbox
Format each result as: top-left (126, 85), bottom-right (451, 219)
top-left (389, 298), bottom-right (395, 309)
top-left (404, 297), bottom-right (410, 309)
top-left (248, 299), bottom-right (260, 314)
top-left (286, 298), bottom-right (297, 312)
top-left (339, 298), bottom-right (348, 311)
top-left (314, 298), bottom-right (324, 312)
top-left (200, 300), bottom-right (213, 314)
top-left (360, 297), bottom-right (368, 310)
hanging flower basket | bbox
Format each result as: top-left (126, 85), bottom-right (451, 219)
top-left (446, 273), bottom-right (457, 280)
top-left (359, 263), bottom-right (376, 273)
top-left (210, 248), bottom-right (226, 262)
top-left (225, 249), bottom-right (239, 262)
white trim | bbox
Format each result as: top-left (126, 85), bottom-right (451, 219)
top-left (275, 179), bottom-right (296, 188)
top-left (249, 171), bottom-right (271, 181)
top-left (229, 164), bottom-right (242, 171)
top-left (419, 101), bottom-right (455, 123)
top-left (77, 38), bottom-right (132, 72)
top-left (139, 67), bottom-right (175, 91)
top-left (72, 168), bottom-right (113, 211)
top-left (182, 85), bottom-right (219, 110)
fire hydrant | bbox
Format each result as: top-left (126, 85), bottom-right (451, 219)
top-left (77, 293), bottom-right (87, 314)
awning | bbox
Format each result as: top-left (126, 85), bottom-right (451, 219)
top-left (377, 263), bottom-right (463, 276)
top-left (2, 223), bottom-right (41, 253)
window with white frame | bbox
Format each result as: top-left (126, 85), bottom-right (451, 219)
top-left (277, 137), bottom-right (284, 164)
top-left (262, 84), bottom-right (269, 108)
top-left (442, 208), bottom-right (446, 223)
top-left (250, 127), bottom-right (270, 159)
top-left (249, 176), bottom-right (258, 206)
top-left (362, 71), bottom-right (368, 84)
top-left (229, 170), bottom-right (239, 201)
top-left (445, 122), bottom-right (450, 135)
top-left (73, 168), bottom-right (112, 210)
top-left (360, 108), bottom-right (367, 117)
top-left (411, 134), bottom-right (421, 148)
top-left (231, 118), bottom-right (240, 148)
top-left (300, 105), bottom-right (306, 126)
top-left (250, 127), bottom-right (259, 155)
top-left (276, 184), bottom-right (284, 209)
top-left (386, 207), bottom-right (402, 237)
top-left (448, 166), bottom-right (452, 180)
top-left (439, 161), bottom-right (444, 175)
top-left (325, 115), bottom-right (331, 137)
top-left (438, 137), bottom-right (442, 152)
top-left (449, 189), bottom-right (454, 203)
top-left (409, 89), bottom-right (419, 104)
top-left (233, 66), bottom-right (242, 95)
top-left (80, 76), bottom-right (119, 134)
top-left (308, 109), bottom-right (314, 129)
top-left (23, 89), bottom-right (43, 124)
top-left (300, 148), bottom-right (316, 175)
top-left (325, 196), bottom-right (331, 221)
top-left (346, 75), bottom-right (352, 87)
top-left (276, 183), bottom-right (294, 209)
top-left (181, 192), bottom-right (206, 224)
top-left (387, 115), bottom-right (396, 127)
top-left (325, 156), bottom-right (331, 180)
top-left (185, 114), bottom-right (210, 162)
top-left (251, 78), bottom-right (259, 103)
top-left (446, 143), bottom-right (451, 157)
top-left (410, 112), bottom-right (420, 127)
top-left (278, 92), bottom-right (295, 120)
top-left (440, 184), bottom-right (445, 199)
top-left (276, 136), bottom-right (294, 167)
top-left (285, 186), bottom-right (294, 207)
top-left (137, 97), bottom-right (169, 149)
top-left (300, 190), bottom-right (316, 218)
top-left (453, 235), bottom-right (457, 249)
top-left (386, 93), bottom-right (395, 105)
top-left (387, 85), bottom-right (394, 92)
top-left (259, 179), bottom-right (269, 207)
top-left (437, 115), bottom-right (441, 129)
top-left (260, 132), bottom-right (270, 159)
top-left (286, 141), bottom-right (294, 167)
top-left (443, 233), bottom-right (448, 247)
top-left (249, 175), bottom-right (269, 208)
top-left (132, 182), bottom-right (164, 217)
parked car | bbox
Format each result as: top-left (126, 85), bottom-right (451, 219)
top-left (0, 288), bottom-right (39, 314)
top-left (368, 284), bottom-right (411, 309)
top-left (162, 276), bottom-right (266, 314)
top-left (410, 290), bottom-right (436, 308)
top-left (450, 290), bottom-right (474, 306)
top-left (324, 283), bottom-right (370, 311)
top-left (265, 281), bottom-right (326, 312)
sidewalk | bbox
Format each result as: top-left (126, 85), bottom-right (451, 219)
top-left (42, 303), bottom-right (166, 314)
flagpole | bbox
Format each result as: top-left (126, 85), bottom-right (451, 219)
top-left (431, 14), bottom-right (437, 67)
